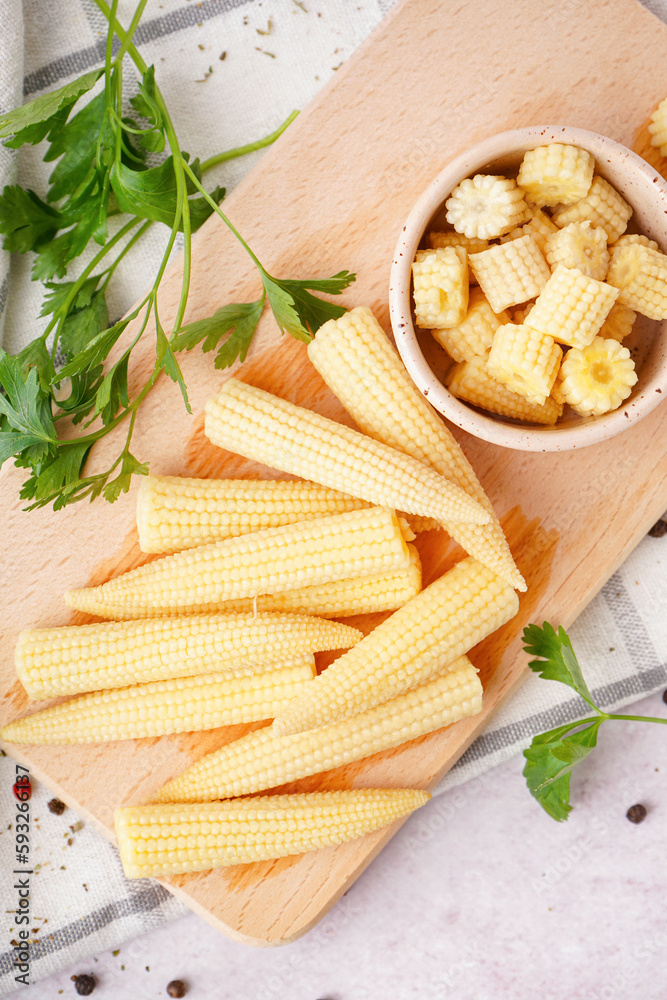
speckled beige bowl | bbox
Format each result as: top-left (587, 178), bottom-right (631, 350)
top-left (389, 126), bottom-right (667, 451)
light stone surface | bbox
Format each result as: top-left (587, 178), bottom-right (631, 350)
top-left (6, 689), bottom-right (666, 1000)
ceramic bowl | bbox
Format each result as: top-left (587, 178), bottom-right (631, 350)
top-left (388, 125), bottom-right (667, 451)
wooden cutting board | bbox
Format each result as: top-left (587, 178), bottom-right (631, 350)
top-left (2, 0), bottom-right (667, 945)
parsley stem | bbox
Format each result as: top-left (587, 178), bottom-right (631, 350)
top-left (180, 159), bottom-right (263, 270)
top-left (609, 713), bottom-right (667, 725)
top-left (199, 110), bottom-right (299, 172)
top-left (114, 0), bottom-right (149, 67)
top-left (99, 219), bottom-right (152, 287)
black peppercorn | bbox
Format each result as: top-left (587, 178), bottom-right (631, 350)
top-left (648, 519), bottom-right (667, 538)
top-left (71, 973), bottom-right (96, 995)
top-left (626, 803), bottom-right (647, 824)
top-left (48, 797), bottom-right (66, 815)
top-left (662, 689), bottom-right (667, 705)
top-left (167, 981), bottom-right (187, 998)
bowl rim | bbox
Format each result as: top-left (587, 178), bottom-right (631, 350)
top-left (388, 124), bottom-right (667, 452)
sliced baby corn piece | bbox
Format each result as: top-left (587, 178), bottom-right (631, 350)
top-left (606, 243), bottom-right (667, 319)
top-left (429, 232), bottom-right (488, 285)
top-left (559, 336), bottom-right (638, 416)
top-left (486, 323), bottom-right (562, 405)
top-left (469, 235), bottom-right (551, 313)
top-left (609, 233), bottom-right (659, 252)
top-left (446, 355), bottom-right (563, 425)
top-left (272, 556), bottom-right (519, 738)
top-left (212, 544), bottom-right (422, 618)
top-left (429, 232), bottom-right (490, 254)
top-left (15, 613), bottom-right (362, 699)
top-left (306, 306), bottom-right (525, 590)
top-left (525, 264), bottom-right (618, 349)
top-left (204, 379), bottom-right (489, 526)
top-left (64, 507), bottom-right (413, 620)
top-left (511, 301), bottom-right (534, 325)
top-left (445, 174), bottom-right (529, 239)
top-left (648, 96), bottom-right (667, 156)
top-left (154, 656), bottom-right (481, 802)
top-left (544, 221), bottom-right (609, 280)
top-left (137, 476), bottom-right (368, 554)
top-left (517, 143), bottom-right (594, 207)
top-left (430, 287), bottom-right (510, 363)
top-left (551, 175), bottom-right (632, 243)
top-left (412, 247), bottom-right (469, 329)
top-left (499, 210), bottom-right (559, 255)
top-left (598, 301), bottom-right (637, 342)
top-left (115, 789), bottom-right (430, 877)
top-left (0, 657), bottom-right (316, 744)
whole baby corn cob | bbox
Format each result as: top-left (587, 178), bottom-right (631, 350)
top-left (544, 221), bottom-right (609, 280)
top-left (486, 323), bottom-right (562, 405)
top-left (606, 243), bottom-right (667, 319)
top-left (64, 507), bottom-right (412, 619)
top-left (559, 336), bottom-right (638, 416)
top-left (0, 657), bottom-right (316, 744)
top-left (203, 379), bottom-right (489, 526)
top-left (210, 544), bottom-right (422, 618)
top-left (15, 613), bottom-right (362, 699)
top-left (648, 96), bottom-right (667, 156)
top-left (499, 210), bottom-right (559, 255)
top-left (446, 355), bottom-right (563, 425)
top-left (597, 302), bottom-right (637, 342)
top-left (137, 476), bottom-right (368, 553)
top-left (272, 556), bottom-right (519, 738)
top-left (430, 287), bottom-right (510, 363)
top-left (517, 143), bottom-right (594, 207)
top-left (306, 307), bottom-right (525, 590)
top-left (412, 247), bottom-right (469, 328)
top-left (115, 789), bottom-right (431, 877)
top-left (525, 264), bottom-right (618, 349)
top-left (469, 235), bottom-right (551, 313)
top-left (445, 174), bottom-right (529, 239)
top-left (551, 175), bottom-right (632, 243)
top-left (154, 656), bottom-right (481, 802)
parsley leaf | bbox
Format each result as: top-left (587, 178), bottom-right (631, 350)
top-left (0, 350), bottom-right (56, 449)
top-left (522, 621), bottom-right (596, 707)
top-left (129, 65), bottom-right (165, 153)
top-left (156, 321), bottom-right (190, 412)
top-left (16, 339), bottom-right (56, 390)
top-left (44, 91), bottom-right (108, 204)
top-left (0, 68), bottom-right (103, 144)
top-left (58, 289), bottom-right (109, 359)
top-left (19, 440), bottom-right (92, 505)
top-left (261, 270), bottom-right (355, 341)
top-left (523, 720), bottom-right (602, 822)
top-left (172, 296), bottom-right (265, 368)
top-left (56, 319), bottom-right (129, 380)
top-left (103, 451), bottom-right (149, 503)
top-left (31, 209), bottom-right (101, 281)
top-left (94, 355), bottom-right (130, 425)
top-left (0, 186), bottom-right (63, 254)
top-left (40, 275), bottom-right (102, 318)
top-left (110, 158), bottom-right (224, 231)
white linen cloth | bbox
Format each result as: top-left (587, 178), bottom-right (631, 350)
top-left (0, 0), bottom-right (665, 991)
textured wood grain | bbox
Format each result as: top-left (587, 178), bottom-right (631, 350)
top-left (2, 0), bottom-right (667, 945)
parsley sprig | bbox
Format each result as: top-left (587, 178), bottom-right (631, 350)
top-left (522, 623), bottom-right (667, 821)
top-left (0, 0), bottom-right (355, 510)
